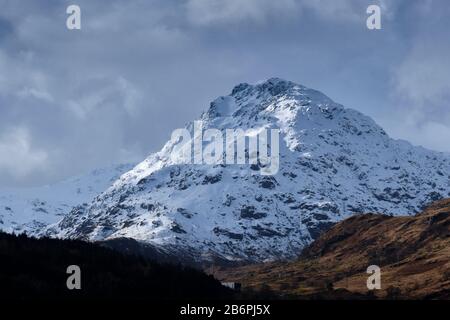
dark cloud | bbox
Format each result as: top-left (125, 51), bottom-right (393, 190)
top-left (0, 0), bottom-right (449, 187)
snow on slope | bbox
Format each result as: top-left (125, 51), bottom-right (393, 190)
top-left (50, 78), bottom-right (450, 262)
top-left (0, 164), bottom-right (134, 235)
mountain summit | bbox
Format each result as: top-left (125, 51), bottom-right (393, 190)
top-left (49, 78), bottom-right (450, 263)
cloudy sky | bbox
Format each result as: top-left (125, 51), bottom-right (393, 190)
top-left (0, 0), bottom-right (449, 187)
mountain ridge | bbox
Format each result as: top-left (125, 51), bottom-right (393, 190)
top-left (41, 78), bottom-right (450, 263)
top-left (0, 163), bottom-right (134, 235)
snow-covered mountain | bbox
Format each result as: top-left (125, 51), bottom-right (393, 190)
top-left (49, 78), bottom-right (450, 263)
top-left (0, 164), bottom-right (134, 235)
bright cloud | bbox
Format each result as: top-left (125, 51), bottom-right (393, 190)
top-left (0, 127), bottom-right (48, 179)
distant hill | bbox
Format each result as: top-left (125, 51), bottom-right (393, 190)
top-left (0, 232), bottom-right (232, 300)
top-left (0, 163), bottom-right (133, 235)
top-left (214, 199), bottom-right (450, 299)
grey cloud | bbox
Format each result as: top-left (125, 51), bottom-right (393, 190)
top-left (385, 1), bottom-right (450, 151)
top-left (0, 0), bottom-right (449, 187)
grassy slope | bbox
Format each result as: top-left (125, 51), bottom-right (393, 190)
top-left (214, 199), bottom-right (450, 299)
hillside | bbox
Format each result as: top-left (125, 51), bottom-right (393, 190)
top-left (214, 199), bottom-right (450, 299)
top-left (0, 232), bottom-right (232, 300)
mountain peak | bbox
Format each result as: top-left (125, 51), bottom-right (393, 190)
top-left (207, 78), bottom-right (340, 124)
top-left (231, 78), bottom-right (297, 97)
top-left (231, 78), bottom-right (304, 97)
top-left (49, 79), bottom-right (450, 263)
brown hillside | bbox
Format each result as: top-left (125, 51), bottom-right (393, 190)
top-left (213, 199), bottom-right (450, 299)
